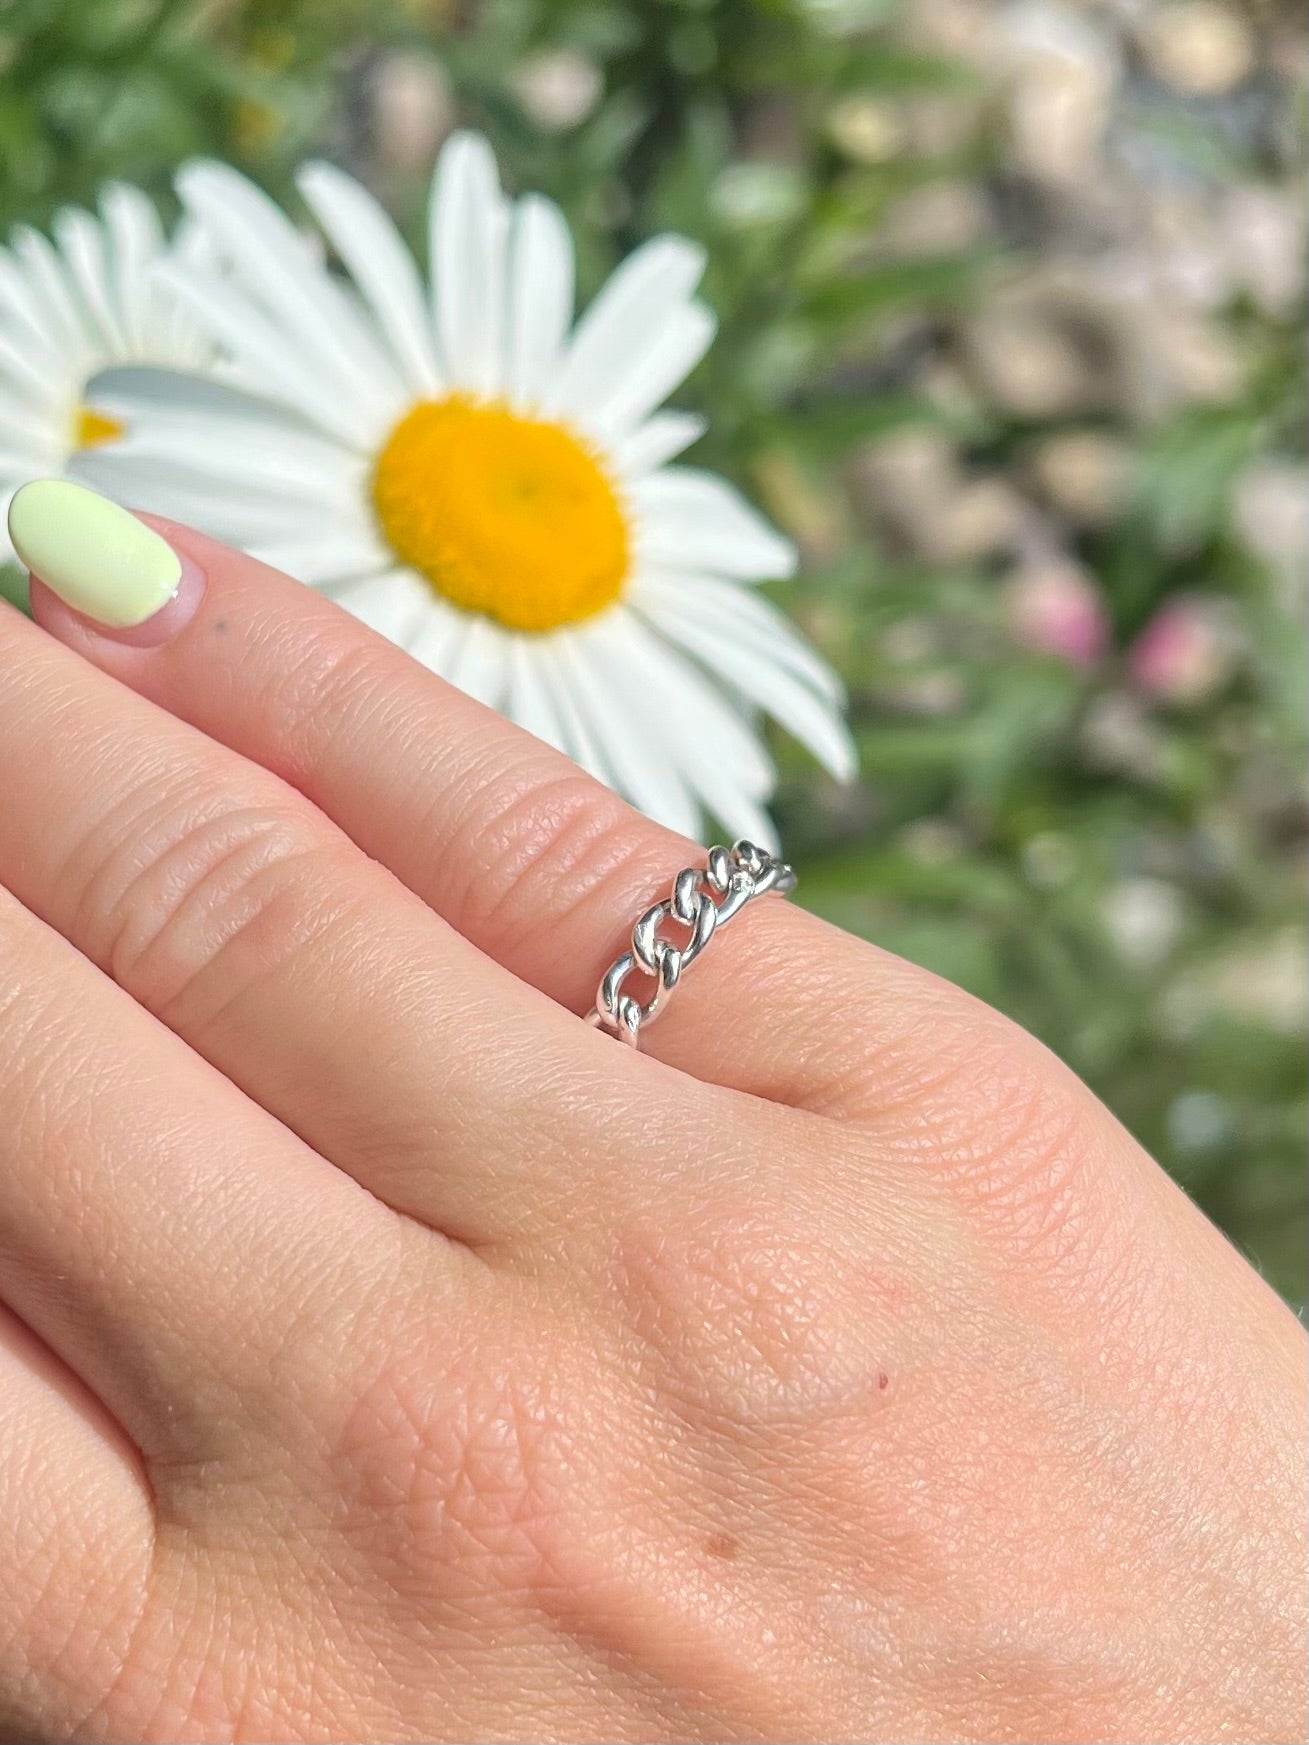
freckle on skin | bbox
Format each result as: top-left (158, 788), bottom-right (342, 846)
top-left (705, 1532), bottom-right (738, 1560)
top-left (212, 618), bottom-right (228, 633)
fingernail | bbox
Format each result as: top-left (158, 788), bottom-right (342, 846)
top-left (8, 479), bottom-right (184, 630)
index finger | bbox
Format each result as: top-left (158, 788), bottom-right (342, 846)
top-left (28, 502), bottom-right (961, 1114)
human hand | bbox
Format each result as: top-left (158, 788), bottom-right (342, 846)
top-left (1, 485), bottom-right (1304, 1744)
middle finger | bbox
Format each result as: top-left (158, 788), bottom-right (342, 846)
top-left (0, 878), bottom-right (398, 1460)
top-left (0, 601), bottom-right (646, 1243)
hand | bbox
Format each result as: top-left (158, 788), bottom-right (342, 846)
top-left (1, 498), bottom-right (1303, 1744)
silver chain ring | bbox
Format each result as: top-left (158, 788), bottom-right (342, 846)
top-left (585, 839), bottom-right (797, 1048)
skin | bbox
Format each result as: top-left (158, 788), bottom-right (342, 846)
top-left (0, 519), bottom-right (1303, 1745)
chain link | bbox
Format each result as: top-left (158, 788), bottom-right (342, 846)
top-left (585, 839), bottom-right (797, 1047)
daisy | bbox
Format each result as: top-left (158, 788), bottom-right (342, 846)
top-left (0, 183), bottom-right (212, 563)
top-left (82, 132), bottom-right (855, 841)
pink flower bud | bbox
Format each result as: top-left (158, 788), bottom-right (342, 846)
top-left (1006, 559), bottom-right (1109, 669)
top-left (1129, 596), bottom-right (1235, 704)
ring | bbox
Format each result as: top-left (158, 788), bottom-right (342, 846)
top-left (585, 839), bottom-right (798, 1048)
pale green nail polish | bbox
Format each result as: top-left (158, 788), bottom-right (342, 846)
top-left (7, 479), bottom-right (182, 629)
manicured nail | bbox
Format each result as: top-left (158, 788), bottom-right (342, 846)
top-left (8, 479), bottom-right (183, 629)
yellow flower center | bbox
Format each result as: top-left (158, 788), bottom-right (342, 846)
top-left (74, 405), bottom-right (125, 450)
top-left (371, 396), bottom-right (629, 633)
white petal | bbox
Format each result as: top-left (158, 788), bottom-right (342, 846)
top-left (177, 161), bottom-right (403, 419)
top-left (445, 611), bottom-right (510, 711)
top-left (637, 598), bottom-right (856, 783)
top-left (636, 567), bottom-right (843, 704)
top-left (155, 262), bottom-right (384, 447)
top-left (61, 457), bottom-right (222, 530)
top-left (0, 248), bottom-right (67, 368)
top-left (429, 132), bottom-right (509, 399)
top-left (632, 466), bottom-right (796, 579)
top-left (0, 395), bottom-right (61, 462)
top-left (331, 568), bottom-right (432, 645)
top-left (505, 636), bottom-right (568, 754)
top-left (556, 619), bottom-right (701, 836)
top-left (405, 591), bottom-right (468, 670)
top-left (248, 527), bottom-right (394, 587)
top-left (583, 607), bottom-right (777, 845)
top-left (503, 194), bottom-right (574, 411)
top-left (99, 182), bottom-right (164, 353)
top-left (52, 206), bottom-right (129, 355)
top-left (550, 236), bottom-right (705, 428)
top-left (160, 217), bottom-right (222, 365)
top-left (708, 783), bottom-right (778, 852)
top-left (572, 302), bottom-right (715, 441)
top-left (71, 449), bottom-right (337, 548)
top-left (0, 326), bottom-right (60, 406)
top-left (10, 225), bottom-right (96, 363)
top-left (610, 411), bottom-right (706, 477)
top-left (533, 640), bottom-right (614, 786)
top-left (296, 161), bottom-right (442, 396)
top-left (603, 606), bottom-right (774, 797)
top-left (0, 484), bottom-right (23, 562)
top-left (87, 361), bottom-right (234, 411)
top-left (92, 393), bottom-right (366, 506)
top-left (0, 441), bottom-right (51, 475)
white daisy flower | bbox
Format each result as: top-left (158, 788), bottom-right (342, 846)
top-left (82, 132), bottom-right (855, 841)
top-left (0, 183), bottom-right (212, 562)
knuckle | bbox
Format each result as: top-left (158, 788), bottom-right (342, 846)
top-left (69, 779), bottom-right (337, 1022)
top-left (963, 1064), bottom-right (1104, 1257)
top-left (330, 1304), bottom-right (617, 1616)
top-left (610, 1202), bottom-right (903, 1438)
top-left (873, 996), bottom-right (1111, 1266)
top-left (450, 758), bottom-right (664, 968)
top-left (829, 955), bottom-right (1013, 1120)
top-left (253, 625), bottom-right (392, 788)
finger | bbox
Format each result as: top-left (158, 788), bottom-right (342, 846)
top-left (29, 511), bottom-right (933, 1114)
top-left (0, 588), bottom-right (662, 1244)
top-left (0, 879), bottom-right (413, 1463)
top-left (17, 499), bottom-right (1197, 1296)
top-left (0, 1302), bottom-right (153, 1742)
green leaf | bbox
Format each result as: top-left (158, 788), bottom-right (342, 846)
top-left (830, 48), bottom-right (983, 94)
top-left (798, 248), bottom-right (996, 326)
top-left (1131, 408), bottom-right (1264, 552)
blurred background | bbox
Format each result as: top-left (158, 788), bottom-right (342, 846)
top-left (1, 0), bottom-right (1304, 1302)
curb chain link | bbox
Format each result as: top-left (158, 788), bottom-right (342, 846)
top-left (585, 839), bottom-right (797, 1047)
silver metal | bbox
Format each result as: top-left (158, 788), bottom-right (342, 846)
top-left (585, 838), bottom-right (797, 1048)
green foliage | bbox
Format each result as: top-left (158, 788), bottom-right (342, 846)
top-left (1, 0), bottom-right (1304, 1300)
